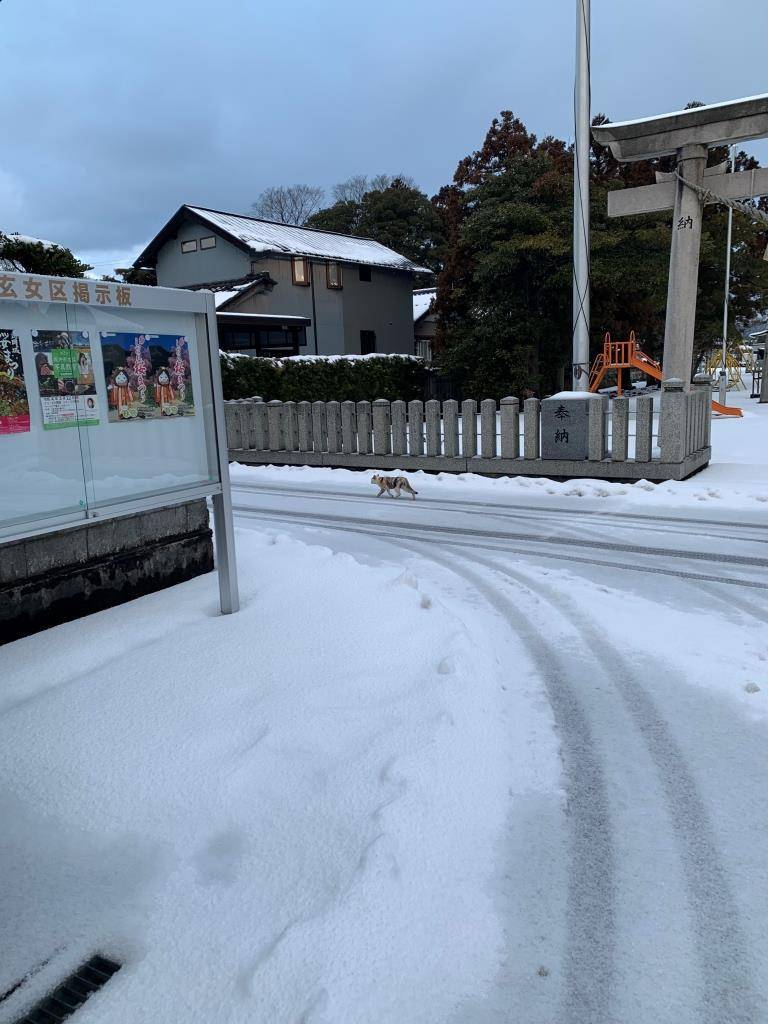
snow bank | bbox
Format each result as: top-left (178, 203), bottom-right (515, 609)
top-left (0, 529), bottom-right (529, 1022)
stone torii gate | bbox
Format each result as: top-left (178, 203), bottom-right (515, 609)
top-left (592, 95), bottom-right (768, 385)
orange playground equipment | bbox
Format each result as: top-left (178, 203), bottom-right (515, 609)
top-left (588, 332), bottom-right (742, 417)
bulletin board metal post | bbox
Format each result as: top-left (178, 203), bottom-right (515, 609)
top-left (0, 272), bottom-right (239, 615)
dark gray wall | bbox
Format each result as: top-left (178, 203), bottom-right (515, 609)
top-left (156, 219), bottom-right (251, 286)
top-left (228, 256), bottom-right (414, 356)
top-left (340, 266), bottom-right (414, 355)
top-left (1, 501), bottom-right (213, 643)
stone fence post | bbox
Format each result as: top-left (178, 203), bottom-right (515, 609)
top-left (357, 401), bottom-right (372, 456)
top-left (408, 400), bottom-right (424, 456)
top-left (283, 401), bottom-right (298, 451)
top-left (480, 399), bottom-right (497, 458)
top-left (500, 397), bottom-right (519, 459)
top-left (693, 373), bottom-right (712, 450)
top-left (297, 401), bottom-right (312, 452)
top-left (523, 398), bottom-right (540, 459)
top-left (634, 394), bottom-right (653, 462)
top-left (267, 400), bottom-right (283, 451)
top-left (373, 399), bottom-right (391, 455)
top-left (312, 401), bottom-right (327, 452)
top-left (425, 399), bottom-right (441, 456)
top-left (224, 402), bottom-right (241, 450)
top-left (461, 399), bottom-right (477, 458)
top-left (251, 401), bottom-right (267, 450)
top-left (611, 396), bottom-right (629, 462)
top-left (443, 399), bottom-right (459, 457)
top-left (341, 401), bottom-right (357, 454)
top-left (659, 379), bottom-right (687, 463)
top-left (588, 395), bottom-right (607, 461)
top-left (326, 401), bottom-right (341, 454)
top-left (391, 401), bottom-right (407, 456)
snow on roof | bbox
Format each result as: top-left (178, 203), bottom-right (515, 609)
top-left (214, 290), bottom-right (240, 309)
top-left (413, 288), bottom-right (436, 322)
top-left (187, 206), bottom-right (431, 274)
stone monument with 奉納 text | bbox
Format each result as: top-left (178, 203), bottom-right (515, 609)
top-left (541, 392), bottom-right (604, 460)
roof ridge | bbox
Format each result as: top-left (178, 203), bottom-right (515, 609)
top-left (187, 204), bottom-right (386, 247)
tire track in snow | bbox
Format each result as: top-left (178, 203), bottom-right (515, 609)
top-left (471, 554), bottom-right (760, 1024)
top-left (231, 505), bottom-right (768, 592)
top-left (396, 540), bottom-right (618, 1024)
top-left (231, 481), bottom-right (768, 535)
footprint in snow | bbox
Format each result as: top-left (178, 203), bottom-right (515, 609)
top-left (194, 827), bottom-right (248, 886)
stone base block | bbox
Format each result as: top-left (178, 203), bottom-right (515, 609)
top-left (231, 448), bottom-right (710, 482)
top-left (1, 500), bottom-right (213, 644)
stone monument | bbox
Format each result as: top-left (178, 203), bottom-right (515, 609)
top-left (541, 392), bottom-right (604, 460)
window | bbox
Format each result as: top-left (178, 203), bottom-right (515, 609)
top-left (219, 326), bottom-right (303, 357)
top-left (200, 235), bottom-right (216, 250)
top-left (180, 239), bottom-right (198, 254)
top-left (360, 330), bottom-right (376, 355)
top-left (358, 265), bottom-right (372, 282)
top-left (326, 261), bottom-right (343, 289)
top-left (292, 256), bottom-right (310, 285)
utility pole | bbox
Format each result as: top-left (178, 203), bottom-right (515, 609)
top-left (572, 0), bottom-right (591, 390)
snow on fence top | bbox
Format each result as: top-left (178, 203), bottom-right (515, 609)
top-left (186, 206), bottom-right (432, 274)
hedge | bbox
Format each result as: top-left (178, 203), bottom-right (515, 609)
top-left (220, 354), bottom-right (428, 404)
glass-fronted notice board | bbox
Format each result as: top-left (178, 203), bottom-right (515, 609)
top-left (0, 272), bottom-right (238, 612)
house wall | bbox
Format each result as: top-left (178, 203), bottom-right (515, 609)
top-left (155, 219), bottom-right (251, 287)
top-left (339, 265), bottom-right (414, 356)
top-left (154, 223), bottom-right (417, 356)
top-left (227, 256), bottom-right (414, 356)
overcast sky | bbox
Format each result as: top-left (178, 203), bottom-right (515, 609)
top-left (1, 0), bottom-right (767, 276)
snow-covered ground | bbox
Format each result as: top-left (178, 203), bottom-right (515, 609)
top-left (2, 387), bottom-right (768, 1023)
top-left (0, 530), bottom-right (558, 1024)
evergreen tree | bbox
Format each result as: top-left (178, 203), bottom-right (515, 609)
top-left (307, 179), bottom-right (444, 275)
top-left (434, 110), bottom-right (768, 399)
top-left (0, 233), bottom-right (91, 277)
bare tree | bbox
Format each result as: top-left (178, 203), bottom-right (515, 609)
top-left (332, 175), bottom-right (372, 204)
top-left (251, 184), bottom-right (326, 226)
top-left (331, 174), bottom-right (418, 205)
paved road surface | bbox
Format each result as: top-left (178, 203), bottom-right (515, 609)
top-left (231, 476), bottom-right (768, 1024)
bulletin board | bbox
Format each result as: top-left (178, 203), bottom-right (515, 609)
top-left (0, 272), bottom-right (238, 612)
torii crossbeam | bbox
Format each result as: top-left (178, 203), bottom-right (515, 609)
top-left (592, 95), bottom-right (768, 385)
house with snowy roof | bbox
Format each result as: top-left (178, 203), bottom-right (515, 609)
top-left (134, 205), bottom-right (431, 358)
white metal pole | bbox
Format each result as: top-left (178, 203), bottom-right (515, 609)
top-left (720, 144), bottom-right (735, 404)
top-left (572, 0), bottom-right (591, 390)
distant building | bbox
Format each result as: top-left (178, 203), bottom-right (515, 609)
top-left (134, 206), bottom-right (431, 358)
top-left (413, 288), bottom-right (437, 360)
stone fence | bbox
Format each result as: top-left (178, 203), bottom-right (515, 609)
top-left (225, 376), bottom-right (712, 482)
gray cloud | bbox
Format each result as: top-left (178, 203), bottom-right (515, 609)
top-left (1, 0), bottom-right (766, 273)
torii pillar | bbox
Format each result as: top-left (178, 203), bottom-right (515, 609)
top-left (593, 95), bottom-right (768, 386)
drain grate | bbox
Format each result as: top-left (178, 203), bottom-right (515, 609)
top-left (12, 955), bottom-right (121, 1024)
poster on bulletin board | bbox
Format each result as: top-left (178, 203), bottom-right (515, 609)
top-left (100, 332), bottom-right (195, 423)
top-left (32, 329), bottom-right (99, 430)
top-left (0, 327), bottom-right (30, 434)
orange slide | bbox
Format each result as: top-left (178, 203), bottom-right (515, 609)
top-left (588, 332), bottom-right (743, 417)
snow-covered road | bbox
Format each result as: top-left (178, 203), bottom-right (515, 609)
top-left (232, 473), bottom-right (768, 1024)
